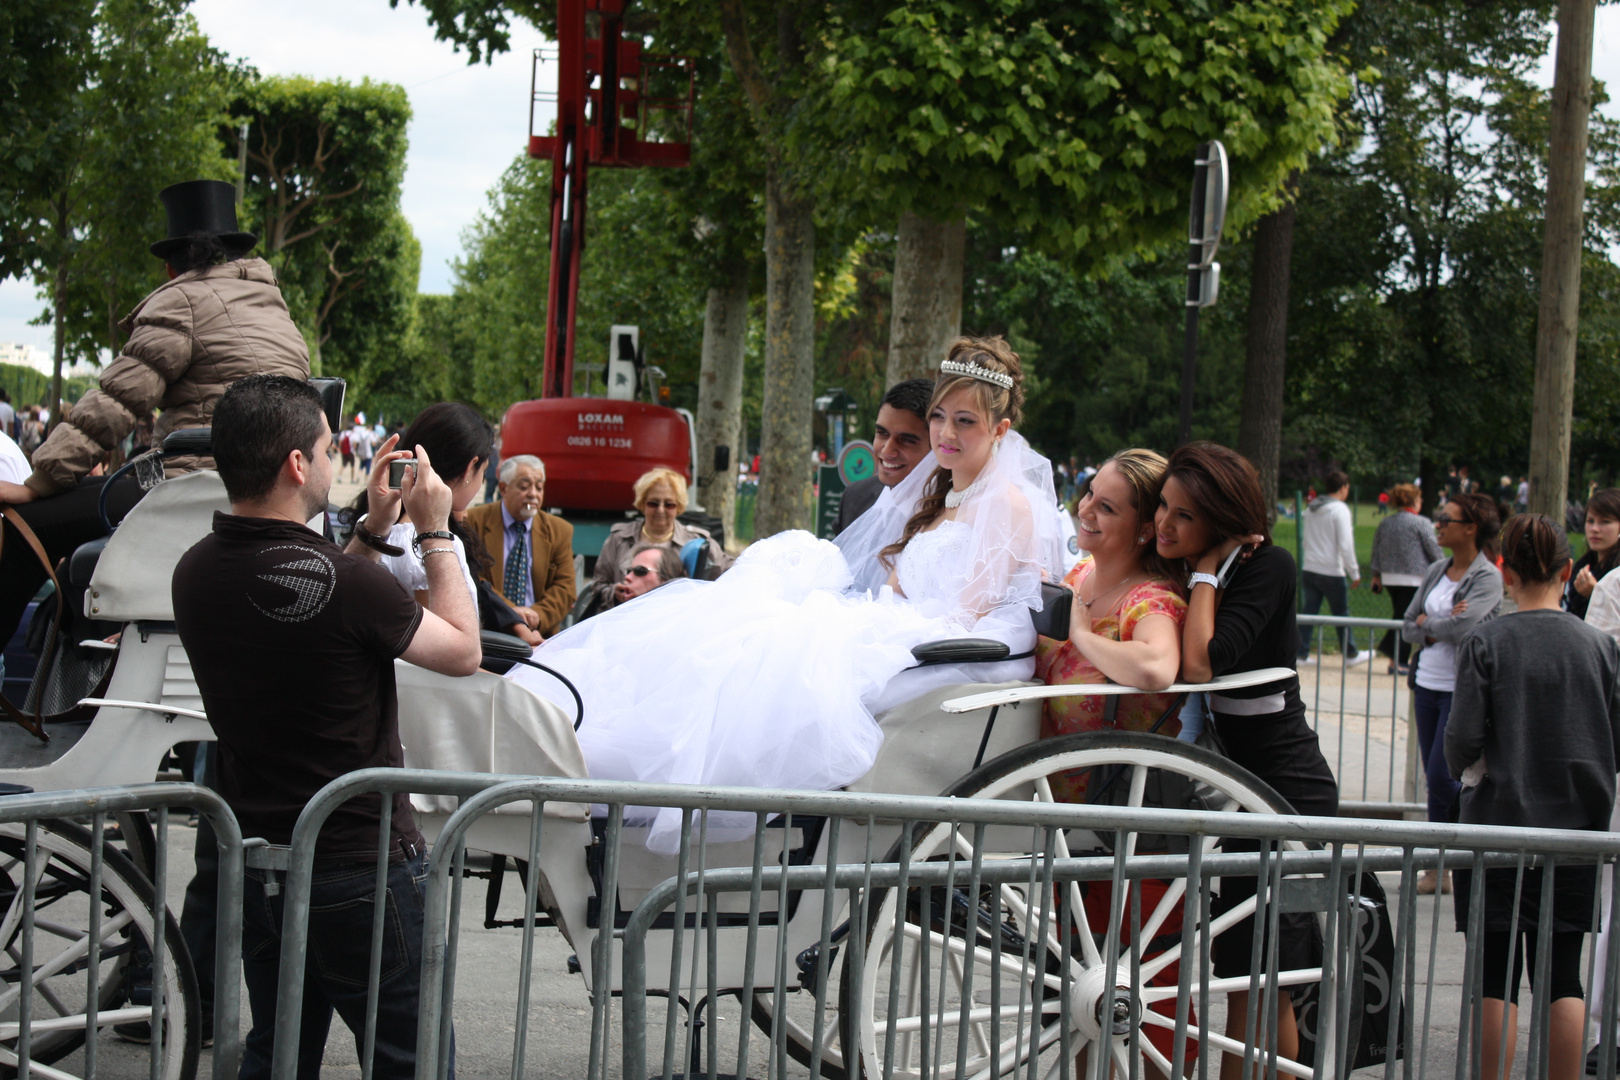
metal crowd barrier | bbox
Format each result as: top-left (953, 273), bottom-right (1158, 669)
top-left (1297, 614), bottom-right (1423, 818)
top-left (266, 768), bottom-right (1620, 1080)
top-left (0, 783), bottom-right (243, 1080)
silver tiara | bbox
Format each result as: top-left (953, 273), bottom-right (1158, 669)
top-left (940, 358), bottom-right (1014, 389)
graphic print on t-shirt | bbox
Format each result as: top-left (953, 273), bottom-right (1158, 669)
top-left (250, 545), bottom-right (337, 622)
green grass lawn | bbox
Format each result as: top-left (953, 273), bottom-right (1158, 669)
top-left (1275, 498), bottom-right (1584, 622)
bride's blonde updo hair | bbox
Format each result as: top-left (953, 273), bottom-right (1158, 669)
top-left (880, 336), bottom-right (1026, 568)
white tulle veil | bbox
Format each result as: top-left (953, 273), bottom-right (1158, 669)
top-left (835, 429), bottom-right (1064, 624)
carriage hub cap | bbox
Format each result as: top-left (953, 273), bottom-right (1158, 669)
top-left (1071, 966), bottom-right (1141, 1041)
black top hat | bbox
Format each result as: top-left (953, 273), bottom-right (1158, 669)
top-left (150, 180), bottom-right (257, 260)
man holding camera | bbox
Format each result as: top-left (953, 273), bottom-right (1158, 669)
top-left (172, 374), bottom-right (479, 1080)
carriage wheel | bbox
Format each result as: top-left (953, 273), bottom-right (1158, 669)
top-left (841, 732), bottom-right (1321, 1080)
top-left (0, 819), bottom-right (199, 1080)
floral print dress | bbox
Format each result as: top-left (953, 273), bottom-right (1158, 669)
top-left (1034, 559), bottom-right (1189, 800)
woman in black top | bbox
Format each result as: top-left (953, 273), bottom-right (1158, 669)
top-left (1567, 488), bottom-right (1620, 619)
top-left (1156, 442), bottom-right (1339, 1079)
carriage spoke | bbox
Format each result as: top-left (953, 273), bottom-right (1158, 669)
top-left (0, 854), bottom-right (52, 950)
top-left (0, 1005), bottom-right (152, 1038)
top-left (1135, 871), bottom-right (1256, 983)
top-left (0, 1044), bottom-right (86, 1080)
top-left (0, 909), bottom-right (134, 1016)
top-left (1138, 969), bottom-right (1323, 1001)
top-left (1138, 1032), bottom-right (1176, 1076)
top-left (1136, 1011), bottom-right (1314, 1078)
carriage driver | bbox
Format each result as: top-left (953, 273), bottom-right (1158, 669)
top-left (171, 374), bottom-right (480, 1080)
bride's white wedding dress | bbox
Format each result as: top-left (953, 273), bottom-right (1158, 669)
top-left (509, 431), bottom-right (1062, 851)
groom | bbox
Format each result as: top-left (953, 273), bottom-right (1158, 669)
top-left (833, 378), bottom-right (934, 535)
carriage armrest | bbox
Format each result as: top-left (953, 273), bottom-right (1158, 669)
top-left (911, 638), bottom-right (1010, 666)
top-left (479, 630), bottom-right (532, 675)
top-left (938, 666), bottom-right (1297, 713)
top-left (161, 427), bottom-right (212, 457)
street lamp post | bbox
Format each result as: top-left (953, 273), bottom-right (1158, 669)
top-left (1178, 141), bottom-right (1228, 447)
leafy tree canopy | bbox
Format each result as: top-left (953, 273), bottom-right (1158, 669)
top-left (809, 0), bottom-right (1354, 265)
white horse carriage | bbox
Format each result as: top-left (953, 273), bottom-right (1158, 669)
top-left (0, 418), bottom-right (1316, 1080)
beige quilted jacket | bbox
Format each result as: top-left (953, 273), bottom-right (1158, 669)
top-left (25, 257), bottom-right (310, 496)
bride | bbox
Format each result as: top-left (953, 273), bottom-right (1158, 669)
top-left (510, 336), bottom-right (1063, 850)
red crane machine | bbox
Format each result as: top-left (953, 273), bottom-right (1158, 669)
top-left (499, 0), bottom-right (700, 562)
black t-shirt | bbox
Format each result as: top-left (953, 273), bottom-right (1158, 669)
top-left (1205, 543), bottom-right (1301, 700)
top-left (172, 513), bottom-right (424, 859)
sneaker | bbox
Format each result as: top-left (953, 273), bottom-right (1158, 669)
top-left (1396, 664), bottom-right (1411, 677)
top-left (113, 1022), bottom-right (150, 1045)
top-left (1297, 656), bottom-right (1317, 666)
top-left (1346, 652), bottom-right (1372, 667)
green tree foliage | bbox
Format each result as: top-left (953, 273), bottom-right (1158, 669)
top-left (0, 0), bottom-right (96, 280)
top-left (443, 155), bottom-right (712, 420)
top-left (813, 0), bottom-right (1355, 264)
top-left (0, 0), bottom-right (237, 412)
top-left (1282, 0), bottom-right (1620, 489)
top-left (230, 76), bottom-right (415, 390)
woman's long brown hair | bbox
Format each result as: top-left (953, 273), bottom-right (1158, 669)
top-left (879, 336), bottom-right (1024, 569)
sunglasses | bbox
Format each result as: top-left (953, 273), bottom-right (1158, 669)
top-left (627, 565), bottom-right (657, 578)
top-left (644, 500), bottom-right (680, 511)
top-left (1434, 515), bottom-right (1466, 526)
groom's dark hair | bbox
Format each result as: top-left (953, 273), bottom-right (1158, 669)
top-left (883, 379), bottom-right (934, 424)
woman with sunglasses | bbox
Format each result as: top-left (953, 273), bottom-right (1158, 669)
top-left (584, 467), bottom-right (734, 611)
top-left (1402, 491), bottom-right (1502, 893)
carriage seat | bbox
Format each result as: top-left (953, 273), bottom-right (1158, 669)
top-left (69, 536), bottom-right (110, 588)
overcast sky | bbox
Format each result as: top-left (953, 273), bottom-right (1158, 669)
top-left (3, 1), bottom-right (1620, 356)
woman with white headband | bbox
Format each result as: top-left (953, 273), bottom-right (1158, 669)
top-left (509, 336), bottom-right (1064, 851)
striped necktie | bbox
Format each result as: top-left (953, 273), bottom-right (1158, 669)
top-left (503, 521), bottom-right (530, 607)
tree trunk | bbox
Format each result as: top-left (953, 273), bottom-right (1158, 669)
top-left (50, 255), bottom-right (67, 430)
top-left (1236, 195), bottom-right (1297, 514)
top-left (885, 211), bottom-right (966, 384)
top-left (694, 261), bottom-right (750, 545)
top-left (1529, 0), bottom-right (1596, 519)
top-left (754, 164), bottom-right (816, 538)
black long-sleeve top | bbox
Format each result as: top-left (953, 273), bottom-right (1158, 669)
top-left (1206, 543), bottom-right (1300, 700)
top-left (1566, 550), bottom-right (1619, 620)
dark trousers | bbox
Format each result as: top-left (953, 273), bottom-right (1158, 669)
top-left (0, 476), bottom-right (144, 669)
top-left (1297, 570), bottom-right (1358, 658)
top-left (180, 745), bottom-right (218, 1031)
top-left (1413, 685), bottom-right (1461, 823)
top-left (1377, 585), bottom-right (1418, 664)
top-left (239, 852), bottom-right (450, 1080)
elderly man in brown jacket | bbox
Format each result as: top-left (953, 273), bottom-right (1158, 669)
top-left (464, 454), bottom-right (576, 637)
top-left (0, 180), bottom-right (309, 650)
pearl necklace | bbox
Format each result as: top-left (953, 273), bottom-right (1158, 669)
top-left (944, 473), bottom-right (988, 509)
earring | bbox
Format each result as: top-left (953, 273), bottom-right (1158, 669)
top-left (992, 439), bottom-right (1002, 458)
top-left (1137, 537), bottom-right (1148, 545)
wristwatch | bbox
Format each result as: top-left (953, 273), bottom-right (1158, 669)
top-left (411, 529), bottom-right (456, 554)
top-left (351, 514), bottom-right (405, 557)
top-left (1188, 572), bottom-right (1222, 591)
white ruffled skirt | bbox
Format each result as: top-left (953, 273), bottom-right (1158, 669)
top-left (508, 531), bottom-right (1035, 851)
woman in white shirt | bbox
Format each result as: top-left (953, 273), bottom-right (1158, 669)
top-left (1401, 491), bottom-right (1502, 892)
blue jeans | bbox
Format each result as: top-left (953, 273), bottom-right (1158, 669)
top-left (238, 851), bottom-right (450, 1080)
top-left (1413, 685), bottom-right (1462, 823)
top-left (1298, 571), bottom-right (1359, 659)
top-left (1176, 692), bottom-right (1206, 743)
